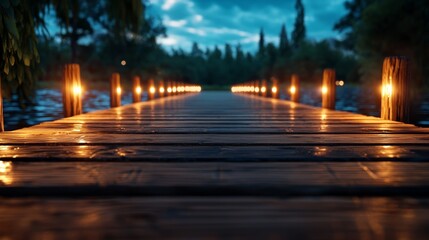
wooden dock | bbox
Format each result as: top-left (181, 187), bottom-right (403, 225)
top-left (1, 91), bottom-right (429, 239)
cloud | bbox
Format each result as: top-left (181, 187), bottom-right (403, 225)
top-left (148, 0), bottom-right (348, 52)
top-left (162, 0), bottom-right (177, 10)
top-left (163, 16), bottom-right (187, 27)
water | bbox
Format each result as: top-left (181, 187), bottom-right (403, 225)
top-left (3, 87), bottom-right (429, 131)
top-left (4, 89), bottom-right (133, 131)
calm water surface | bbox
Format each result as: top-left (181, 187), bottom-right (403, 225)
top-left (3, 87), bottom-right (429, 131)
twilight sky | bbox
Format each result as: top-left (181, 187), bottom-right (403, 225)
top-left (147, 0), bottom-right (348, 52)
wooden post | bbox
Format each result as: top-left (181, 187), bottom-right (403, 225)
top-left (322, 69), bottom-right (336, 109)
top-left (63, 64), bottom-right (82, 117)
top-left (172, 81), bottom-right (177, 95)
top-left (110, 73), bottom-right (121, 108)
top-left (0, 76), bottom-right (4, 132)
top-left (166, 81), bottom-right (173, 96)
top-left (253, 81), bottom-right (260, 95)
top-left (260, 79), bottom-right (267, 97)
top-left (270, 78), bottom-right (279, 98)
top-left (159, 80), bottom-right (165, 98)
top-left (381, 56), bottom-right (410, 122)
top-left (290, 74), bottom-right (300, 103)
top-left (132, 76), bottom-right (142, 103)
top-left (148, 79), bottom-right (156, 100)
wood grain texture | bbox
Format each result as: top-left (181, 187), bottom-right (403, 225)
top-left (290, 74), bottom-right (300, 102)
top-left (62, 64), bottom-right (82, 117)
top-left (322, 69), bottom-right (336, 109)
top-left (110, 73), bottom-right (121, 108)
top-left (381, 56), bottom-right (410, 122)
top-left (132, 76), bottom-right (142, 103)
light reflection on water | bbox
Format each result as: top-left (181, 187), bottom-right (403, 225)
top-left (3, 89), bottom-right (139, 131)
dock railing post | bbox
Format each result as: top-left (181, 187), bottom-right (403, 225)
top-left (270, 77), bottom-right (279, 98)
top-left (167, 81), bottom-right (172, 96)
top-left (132, 76), bottom-right (142, 103)
top-left (159, 80), bottom-right (165, 98)
top-left (380, 56), bottom-right (410, 122)
top-left (261, 79), bottom-right (267, 97)
top-left (63, 64), bottom-right (82, 117)
top-left (110, 73), bottom-right (121, 108)
top-left (290, 74), bottom-right (300, 103)
top-left (148, 79), bottom-right (156, 100)
top-left (322, 69), bottom-right (336, 109)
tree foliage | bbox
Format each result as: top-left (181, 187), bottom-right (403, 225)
top-left (335, 0), bottom-right (429, 86)
top-left (291, 0), bottom-right (306, 49)
top-left (1, 0), bottom-right (146, 104)
top-left (0, 0), bottom-right (48, 102)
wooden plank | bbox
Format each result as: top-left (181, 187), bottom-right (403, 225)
top-left (1, 133), bottom-right (428, 145)
top-left (0, 145), bottom-right (427, 161)
top-left (0, 197), bottom-right (428, 239)
top-left (2, 162), bottom-right (429, 194)
top-left (1, 91), bottom-right (429, 238)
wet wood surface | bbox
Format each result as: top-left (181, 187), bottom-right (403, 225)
top-left (1, 92), bottom-right (429, 239)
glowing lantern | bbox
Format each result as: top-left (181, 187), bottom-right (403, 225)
top-left (150, 87), bottom-right (156, 94)
top-left (271, 86), bottom-right (277, 93)
top-left (110, 73), bottom-right (121, 107)
top-left (321, 86), bottom-right (328, 94)
top-left (72, 85), bottom-right (82, 95)
top-left (135, 86), bottom-right (142, 94)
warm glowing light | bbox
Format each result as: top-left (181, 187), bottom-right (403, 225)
top-left (321, 86), bottom-right (328, 94)
top-left (255, 87), bottom-right (260, 93)
top-left (173, 87), bottom-right (177, 93)
top-left (116, 87), bottom-right (122, 94)
top-left (149, 87), bottom-right (156, 94)
top-left (381, 84), bottom-right (393, 97)
top-left (135, 86), bottom-right (142, 94)
top-left (185, 86), bottom-right (202, 92)
top-left (72, 85), bottom-right (82, 95)
top-left (167, 87), bottom-right (172, 93)
top-left (290, 86), bottom-right (296, 94)
top-left (261, 86), bottom-right (266, 93)
top-left (271, 86), bottom-right (277, 93)
top-left (335, 80), bottom-right (345, 86)
top-left (159, 87), bottom-right (165, 93)
top-left (121, 60), bottom-right (126, 66)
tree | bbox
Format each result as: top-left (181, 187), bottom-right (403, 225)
top-left (291, 0), bottom-right (306, 49)
top-left (258, 28), bottom-right (265, 57)
top-left (191, 42), bottom-right (203, 58)
top-left (279, 23), bottom-right (290, 56)
top-left (1, 0), bottom-right (146, 103)
top-left (334, 0), bottom-right (375, 50)
top-left (335, 0), bottom-right (429, 87)
top-left (224, 44), bottom-right (233, 63)
top-left (1, 0), bottom-right (48, 103)
top-left (52, 0), bottom-right (144, 62)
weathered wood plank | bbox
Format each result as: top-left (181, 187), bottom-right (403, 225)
top-left (2, 162), bottom-right (429, 192)
top-left (0, 197), bottom-right (428, 239)
top-left (0, 145), bottom-right (427, 161)
top-left (1, 133), bottom-right (428, 145)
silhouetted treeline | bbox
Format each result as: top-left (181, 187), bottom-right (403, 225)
top-left (36, 0), bottom-right (428, 89)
